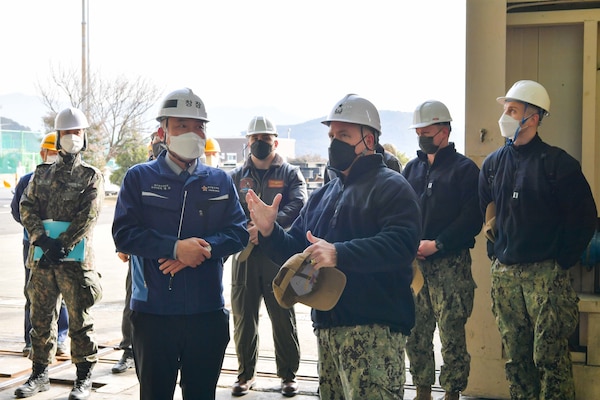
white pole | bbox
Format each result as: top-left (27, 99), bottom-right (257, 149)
top-left (81, 0), bottom-right (89, 114)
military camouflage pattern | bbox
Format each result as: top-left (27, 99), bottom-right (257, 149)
top-left (19, 153), bottom-right (104, 365)
top-left (317, 324), bottom-right (407, 400)
top-left (491, 259), bottom-right (578, 400)
top-left (20, 155), bottom-right (104, 271)
top-left (406, 249), bottom-right (475, 392)
top-left (28, 265), bottom-right (102, 364)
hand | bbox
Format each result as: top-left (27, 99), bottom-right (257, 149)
top-left (416, 239), bottom-right (437, 261)
top-left (175, 237), bottom-right (212, 267)
top-left (247, 221), bottom-right (259, 245)
top-left (245, 189), bottom-right (280, 237)
top-left (117, 252), bottom-right (130, 263)
top-left (37, 255), bottom-right (52, 269)
top-left (158, 258), bottom-right (188, 275)
top-left (35, 235), bottom-right (66, 263)
top-left (304, 231), bottom-right (337, 269)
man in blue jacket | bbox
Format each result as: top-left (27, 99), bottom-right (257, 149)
top-left (112, 88), bottom-right (248, 400)
top-left (246, 94), bottom-right (422, 399)
top-left (403, 100), bottom-right (481, 400)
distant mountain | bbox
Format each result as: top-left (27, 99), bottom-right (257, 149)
top-left (0, 93), bottom-right (47, 132)
top-left (0, 116), bottom-right (31, 131)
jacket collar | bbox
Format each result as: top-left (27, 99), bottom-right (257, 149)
top-left (341, 153), bottom-right (385, 184)
top-left (416, 142), bottom-right (456, 164)
top-left (511, 133), bottom-right (543, 155)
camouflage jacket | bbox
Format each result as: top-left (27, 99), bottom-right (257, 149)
top-left (19, 153), bottom-right (104, 270)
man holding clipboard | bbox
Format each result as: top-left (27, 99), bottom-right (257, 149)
top-left (17, 107), bottom-right (104, 400)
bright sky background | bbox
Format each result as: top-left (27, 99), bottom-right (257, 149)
top-left (0, 0), bottom-right (466, 147)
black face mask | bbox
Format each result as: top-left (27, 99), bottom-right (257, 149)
top-left (418, 136), bottom-right (440, 154)
top-left (418, 128), bottom-right (442, 154)
top-left (328, 138), bottom-right (360, 171)
top-left (251, 140), bottom-right (273, 160)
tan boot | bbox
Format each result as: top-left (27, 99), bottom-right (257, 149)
top-left (414, 385), bottom-right (432, 400)
top-left (443, 392), bottom-right (460, 400)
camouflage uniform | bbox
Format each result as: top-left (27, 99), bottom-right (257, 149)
top-left (407, 250), bottom-right (475, 392)
top-left (19, 154), bottom-right (104, 365)
top-left (317, 324), bottom-right (407, 400)
top-left (402, 141), bottom-right (481, 396)
top-left (491, 259), bottom-right (579, 400)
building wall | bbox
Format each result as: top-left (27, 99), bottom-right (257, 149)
top-left (464, 1), bottom-right (510, 397)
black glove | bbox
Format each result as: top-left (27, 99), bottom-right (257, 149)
top-left (35, 235), bottom-right (67, 263)
top-left (37, 255), bottom-right (52, 269)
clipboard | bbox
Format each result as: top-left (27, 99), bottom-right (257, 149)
top-left (33, 220), bottom-right (85, 262)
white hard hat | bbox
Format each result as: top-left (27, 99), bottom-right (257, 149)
top-left (246, 116), bottom-right (278, 136)
top-left (322, 94), bottom-right (381, 134)
top-left (496, 80), bottom-right (550, 115)
top-left (409, 100), bottom-right (452, 129)
top-left (156, 88), bottom-right (209, 122)
top-left (54, 107), bottom-right (89, 131)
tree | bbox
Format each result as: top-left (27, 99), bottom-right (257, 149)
top-left (36, 66), bottom-right (162, 171)
top-left (110, 131), bottom-right (149, 186)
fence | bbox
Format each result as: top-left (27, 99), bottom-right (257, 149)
top-left (0, 130), bottom-right (43, 175)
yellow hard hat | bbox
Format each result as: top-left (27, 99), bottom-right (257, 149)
top-left (205, 137), bottom-right (221, 153)
top-left (41, 132), bottom-right (57, 151)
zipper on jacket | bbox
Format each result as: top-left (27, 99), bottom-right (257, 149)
top-left (169, 189), bottom-right (188, 291)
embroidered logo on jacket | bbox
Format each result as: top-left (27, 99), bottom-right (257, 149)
top-left (239, 177), bottom-right (256, 195)
top-left (202, 185), bottom-right (221, 193)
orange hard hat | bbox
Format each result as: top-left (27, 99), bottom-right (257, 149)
top-left (41, 132), bottom-right (57, 151)
top-left (205, 137), bottom-right (221, 153)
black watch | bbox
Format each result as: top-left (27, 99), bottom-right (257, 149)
top-left (435, 239), bottom-right (444, 251)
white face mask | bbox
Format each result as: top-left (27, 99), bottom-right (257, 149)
top-left (168, 132), bottom-right (206, 160)
top-left (60, 134), bottom-right (84, 154)
top-left (44, 154), bottom-right (58, 164)
top-left (498, 113), bottom-right (521, 140)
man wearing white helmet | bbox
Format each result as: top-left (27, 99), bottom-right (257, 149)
top-left (479, 80), bottom-right (597, 399)
top-left (403, 100), bottom-right (481, 400)
top-left (112, 88), bottom-right (248, 400)
top-left (229, 116), bottom-right (307, 397)
top-left (11, 132), bottom-right (70, 359)
top-left (245, 94), bottom-right (421, 399)
top-left (17, 107), bottom-right (104, 400)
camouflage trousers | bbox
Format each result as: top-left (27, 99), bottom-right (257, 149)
top-left (316, 324), bottom-right (407, 400)
top-left (491, 259), bottom-right (579, 400)
top-left (27, 263), bottom-right (102, 365)
top-left (406, 249), bottom-right (476, 392)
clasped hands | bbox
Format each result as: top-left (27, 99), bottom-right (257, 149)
top-left (35, 235), bottom-right (67, 267)
top-left (159, 237), bottom-right (212, 276)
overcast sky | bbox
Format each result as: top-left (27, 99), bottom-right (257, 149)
top-left (0, 0), bottom-right (466, 143)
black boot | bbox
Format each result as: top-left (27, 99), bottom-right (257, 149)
top-left (14, 363), bottom-right (50, 398)
top-left (68, 362), bottom-right (94, 400)
top-left (111, 348), bottom-right (134, 373)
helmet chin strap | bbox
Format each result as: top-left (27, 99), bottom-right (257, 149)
top-left (359, 126), bottom-right (375, 155)
top-left (506, 105), bottom-right (534, 146)
top-left (59, 150), bottom-right (76, 163)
